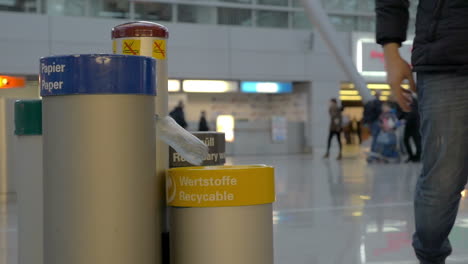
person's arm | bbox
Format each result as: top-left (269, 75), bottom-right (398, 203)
top-left (376, 0), bottom-right (415, 112)
top-left (383, 44), bottom-right (415, 112)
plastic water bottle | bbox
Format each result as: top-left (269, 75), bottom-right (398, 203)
top-left (155, 115), bottom-right (209, 165)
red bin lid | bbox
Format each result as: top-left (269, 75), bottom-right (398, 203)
top-left (112, 21), bottom-right (169, 39)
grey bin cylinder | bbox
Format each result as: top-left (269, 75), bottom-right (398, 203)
top-left (170, 205), bottom-right (273, 264)
top-left (41, 55), bottom-right (157, 264)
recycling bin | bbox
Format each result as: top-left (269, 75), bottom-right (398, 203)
top-left (41, 54), bottom-right (157, 264)
top-left (167, 165), bottom-right (275, 264)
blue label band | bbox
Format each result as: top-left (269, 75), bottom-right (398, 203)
top-left (40, 54), bottom-right (156, 96)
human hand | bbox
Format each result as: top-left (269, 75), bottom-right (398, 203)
top-left (384, 43), bottom-right (416, 112)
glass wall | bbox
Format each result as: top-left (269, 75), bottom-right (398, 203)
top-left (258, 0), bottom-right (288, 6)
top-left (257, 10), bottom-right (288, 28)
top-left (218, 7), bottom-right (252, 26)
top-left (356, 16), bottom-right (375, 32)
top-left (178, 4), bottom-right (216, 24)
top-left (0, 0), bottom-right (37, 12)
top-left (47, 0), bottom-right (86, 16)
top-left (322, 0), bottom-right (356, 12)
top-left (292, 11), bottom-right (312, 29)
top-left (135, 2), bottom-right (171, 21)
top-left (0, 0), bottom-right (419, 33)
top-left (89, 0), bottom-right (128, 19)
top-left (329, 15), bottom-right (355, 32)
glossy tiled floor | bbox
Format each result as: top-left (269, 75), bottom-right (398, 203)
top-left (2, 146), bottom-right (468, 264)
top-left (226, 147), bottom-right (468, 264)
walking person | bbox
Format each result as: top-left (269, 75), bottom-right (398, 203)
top-left (363, 91), bottom-right (383, 156)
top-left (169, 100), bottom-right (187, 129)
top-left (323, 98), bottom-right (342, 160)
top-left (198, 111), bottom-right (209, 132)
top-left (403, 98), bottom-right (421, 163)
top-left (376, 0), bottom-right (468, 262)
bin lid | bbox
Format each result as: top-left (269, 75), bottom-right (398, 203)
top-left (15, 100), bottom-right (42, 136)
top-left (112, 21), bottom-right (169, 39)
top-left (40, 54), bottom-right (156, 97)
top-left (167, 165), bottom-right (275, 208)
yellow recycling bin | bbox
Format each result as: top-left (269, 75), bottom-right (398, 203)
top-left (167, 165), bottom-right (275, 264)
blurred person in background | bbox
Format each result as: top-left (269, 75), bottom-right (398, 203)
top-left (351, 117), bottom-right (362, 144)
top-left (376, 0), bottom-right (468, 262)
top-left (373, 102), bottom-right (400, 163)
top-left (198, 111), bottom-right (209, 131)
top-left (403, 97), bottom-right (421, 163)
top-left (324, 98), bottom-right (342, 160)
top-left (170, 100), bottom-right (187, 129)
top-left (363, 91), bottom-right (383, 155)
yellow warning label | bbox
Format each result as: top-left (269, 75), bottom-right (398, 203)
top-left (112, 40), bottom-right (116, 54)
top-left (167, 165), bottom-right (275, 207)
top-left (152, 39), bottom-right (166, 60)
top-left (122, 39), bottom-right (140, 55)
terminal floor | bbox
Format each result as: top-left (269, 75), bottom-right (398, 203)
top-left (2, 147), bottom-right (468, 264)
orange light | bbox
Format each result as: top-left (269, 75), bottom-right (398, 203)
top-left (0, 76), bottom-right (26, 89)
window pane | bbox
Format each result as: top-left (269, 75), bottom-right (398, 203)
top-left (409, 0), bottom-right (418, 17)
top-left (322, 0), bottom-right (356, 12)
top-left (89, 0), bottom-right (129, 19)
top-left (292, 0), bottom-right (302, 7)
top-left (329, 15), bottom-right (355, 32)
top-left (218, 7), bottom-right (252, 26)
top-left (356, 16), bottom-right (375, 32)
top-left (356, 0), bottom-right (374, 13)
top-left (0, 0), bottom-right (37, 13)
top-left (178, 4), bottom-right (216, 24)
top-left (292, 11), bottom-right (312, 29)
top-left (219, 0), bottom-right (252, 3)
top-left (257, 10), bottom-right (288, 28)
top-left (408, 18), bottom-right (416, 35)
top-left (258, 0), bottom-right (288, 6)
top-left (47, 0), bottom-right (86, 16)
top-left (135, 2), bottom-right (172, 21)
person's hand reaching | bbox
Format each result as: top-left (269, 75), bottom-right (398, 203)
top-left (384, 43), bottom-right (416, 112)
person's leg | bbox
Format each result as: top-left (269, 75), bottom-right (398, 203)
top-left (324, 130), bottom-right (333, 158)
top-left (336, 131), bottom-right (342, 159)
top-left (370, 121), bottom-right (381, 153)
top-left (413, 125), bottom-right (422, 162)
top-left (404, 124), bottom-right (415, 161)
top-left (413, 72), bottom-right (468, 264)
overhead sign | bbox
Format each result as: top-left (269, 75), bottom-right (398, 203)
top-left (353, 33), bottom-right (413, 81)
top-left (241, 82), bottom-right (292, 93)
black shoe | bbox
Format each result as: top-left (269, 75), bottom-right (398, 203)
top-left (323, 153), bottom-right (329, 159)
top-left (405, 158), bottom-right (414, 163)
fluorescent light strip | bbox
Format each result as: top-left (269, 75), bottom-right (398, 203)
top-left (371, 91), bottom-right (391, 96)
top-left (183, 80), bottom-right (238, 93)
top-left (340, 95), bottom-right (362, 101)
top-left (168, 79), bottom-right (181, 92)
top-left (367, 84), bottom-right (390, 90)
top-left (340, 90), bottom-right (359, 95)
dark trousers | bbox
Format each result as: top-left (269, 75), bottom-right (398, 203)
top-left (413, 72), bottom-right (468, 264)
top-left (326, 131), bottom-right (342, 154)
top-left (404, 120), bottom-right (421, 160)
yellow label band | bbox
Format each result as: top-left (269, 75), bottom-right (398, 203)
top-left (167, 165), bottom-right (275, 207)
top-left (152, 39), bottom-right (166, 60)
top-left (122, 39), bottom-right (141, 55)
